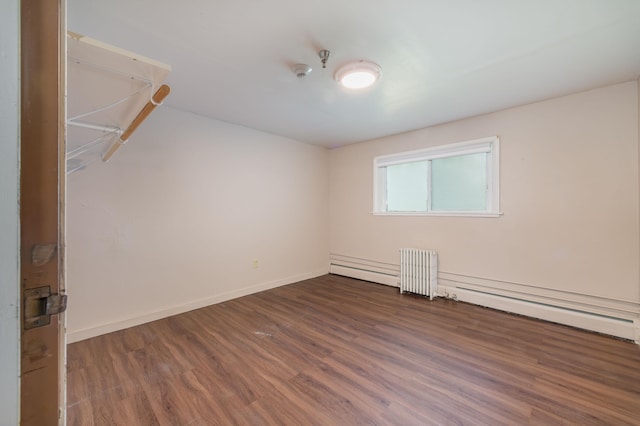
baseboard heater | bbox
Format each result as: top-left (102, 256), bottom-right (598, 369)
top-left (330, 252), bottom-right (638, 342)
top-left (329, 250), bottom-right (438, 297)
top-left (438, 276), bottom-right (640, 343)
top-left (329, 253), bottom-right (400, 287)
top-left (400, 248), bottom-right (438, 300)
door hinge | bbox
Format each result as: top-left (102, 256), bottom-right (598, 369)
top-left (24, 286), bottom-right (67, 329)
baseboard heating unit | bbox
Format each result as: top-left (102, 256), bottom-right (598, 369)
top-left (328, 252), bottom-right (639, 343)
top-left (438, 272), bottom-right (640, 343)
top-left (399, 248), bottom-right (438, 299)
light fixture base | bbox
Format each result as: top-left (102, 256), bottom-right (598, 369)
top-left (318, 50), bottom-right (331, 69)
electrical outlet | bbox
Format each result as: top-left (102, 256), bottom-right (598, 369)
top-left (252, 260), bottom-right (259, 269)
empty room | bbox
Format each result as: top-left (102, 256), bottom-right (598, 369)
top-left (3, 0), bottom-right (640, 424)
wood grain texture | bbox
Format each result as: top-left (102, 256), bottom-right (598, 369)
top-left (20, 0), bottom-right (64, 424)
top-left (67, 274), bottom-right (640, 425)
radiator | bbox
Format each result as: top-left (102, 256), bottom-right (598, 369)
top-left (400, 249), bottom-right (438, 299)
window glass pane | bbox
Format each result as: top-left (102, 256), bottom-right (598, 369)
top-left (386, 161), bottom-right (428, 211)
top-left (431, 153), bottom-right (487, 211)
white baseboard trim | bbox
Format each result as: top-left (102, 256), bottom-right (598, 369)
top-left (67, 268), bottom-right (328, 343)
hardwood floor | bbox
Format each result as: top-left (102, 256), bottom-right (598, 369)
top-left (67, 274), bottom-right (640, 425)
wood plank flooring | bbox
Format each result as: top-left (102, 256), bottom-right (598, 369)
top-left (67, 274), bottom-right (640, 425)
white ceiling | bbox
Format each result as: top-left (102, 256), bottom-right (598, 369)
top-left (68, 0), bottom-right (640, 148)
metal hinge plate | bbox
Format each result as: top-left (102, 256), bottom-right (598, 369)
top-left (24, 286), bottom-right (67, 329)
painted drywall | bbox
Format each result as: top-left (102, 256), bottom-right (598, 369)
top-left (0, 0), bottom-right (20, 423)
top-left (66, 107), bottom-right (329, 341)
top-left (330, 81), bottom-right (639, 303)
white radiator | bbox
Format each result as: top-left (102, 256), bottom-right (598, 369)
top-left (400, 249), bottom-right (438, 299)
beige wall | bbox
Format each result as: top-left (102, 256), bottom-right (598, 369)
top-left (67, 107), bottom-right (329, 340)
top-left (67, 80), bottom-right (640, 341)
top-left (330, 81), bottom-right (639, 302)
top-left (0, 0), bottom-right (20, 423)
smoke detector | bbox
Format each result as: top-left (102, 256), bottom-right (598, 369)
top-left (292, 64), bottom-right (312, 78)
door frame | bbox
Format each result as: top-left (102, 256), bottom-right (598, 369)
top-left (20, 0), bottom-right (66, 424)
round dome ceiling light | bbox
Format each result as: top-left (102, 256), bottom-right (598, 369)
top-left (334, 61), bottom-right (382, 90)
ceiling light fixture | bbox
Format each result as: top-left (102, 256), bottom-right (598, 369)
top-left (334, 61), bottom-right (382, 90)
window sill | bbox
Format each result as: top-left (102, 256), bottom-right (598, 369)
top-left (372, 211), bottom-right (503, 218)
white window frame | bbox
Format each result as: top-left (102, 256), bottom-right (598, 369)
top-left (373, 136), bottom-right (501, 217)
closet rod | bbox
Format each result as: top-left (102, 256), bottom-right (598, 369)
top-left (102, 84), bottom-right (171, 162)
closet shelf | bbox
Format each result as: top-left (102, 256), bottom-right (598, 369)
top-left (66, 31), bottom-right (171, 174)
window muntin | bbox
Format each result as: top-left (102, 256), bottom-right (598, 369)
top-left (373, 137), bottom-right (500, 216)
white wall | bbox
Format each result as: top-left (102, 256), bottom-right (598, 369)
top-left (0, 0), bottom-right (20, 423)
top-left (330, 82), bottom-right (640, 337)
top-left (66, 107), bottom-right (329, 341)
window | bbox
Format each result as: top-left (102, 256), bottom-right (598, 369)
top-left (374, 136), bottom-right (500, 216)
